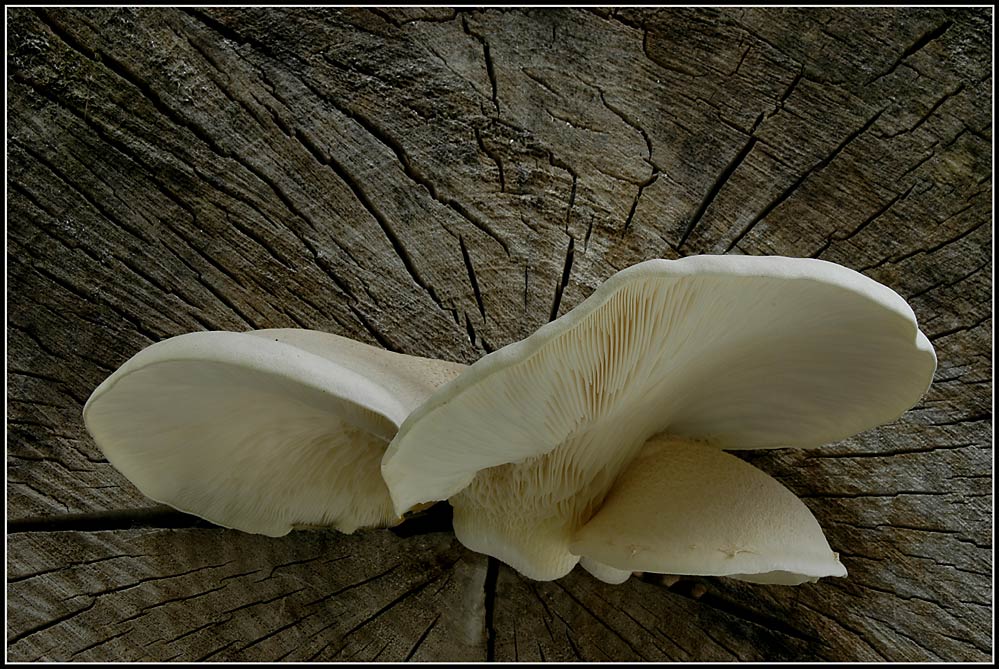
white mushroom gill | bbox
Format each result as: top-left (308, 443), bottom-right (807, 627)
top-left (382, 256), bottom-right (936, 581)
top-left (84, 329), bottom-right (465, 536)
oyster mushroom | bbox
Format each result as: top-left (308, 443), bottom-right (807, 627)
top-left (571, 436), bottom-right (847, 585)
top-left (84, 328), bottom-right (465, 536)
top-left (381, 255), bottom-right (936, 581)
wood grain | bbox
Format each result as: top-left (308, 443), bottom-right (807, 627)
top-left (7, 7), bottom-right (991, 661)
top-left (8, 526), bottom-right (486, 661)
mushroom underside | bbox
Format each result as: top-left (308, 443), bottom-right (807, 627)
top-left (385, 258), bottom-right (935, 514)
top-left (385, 258), bottom-right (933, 580)
top-left (453, 433), bottom-right (847, 583)
top-left (85, 330), bottom-right (465, 536)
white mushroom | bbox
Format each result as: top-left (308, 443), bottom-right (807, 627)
top-left (381, 255), bottom-right (936, 581)
top-left (84, 328), bottom-right (465, 536)
top-left (570, 435), bottom-right (847, 585)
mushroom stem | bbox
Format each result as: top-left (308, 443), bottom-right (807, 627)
top-left (450, 418), bottom-right (660, 581)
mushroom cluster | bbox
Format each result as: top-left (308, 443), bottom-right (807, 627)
top-left (85, 255), bottom-right (936, 585)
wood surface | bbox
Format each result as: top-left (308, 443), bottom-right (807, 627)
top-left (7, 6), bottom-right (992, 662)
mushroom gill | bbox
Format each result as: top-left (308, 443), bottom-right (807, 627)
top-left (382, 256), bottom-right (936, 581)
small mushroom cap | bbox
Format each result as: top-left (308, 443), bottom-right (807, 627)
top-left (84, 329), bottom-right (464, 536)
top-left (569, 436), bottom-right (847, 584)
top-left (383, 256), bottom-right (934, 580)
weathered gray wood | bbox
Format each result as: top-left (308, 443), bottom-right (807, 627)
top-left (7, 527), bottom-right (486, 661)
top-left (493, 564), bottom-right (819, 661)
top-left (7, 6), bottom-right (991, 662)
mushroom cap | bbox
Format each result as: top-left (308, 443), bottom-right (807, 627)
top-left (84, 329), bottom-right (465, 536)
top-left (382, 255), bottom-right (935, 579)
top-left (569, 436), bottom-right (847, 585)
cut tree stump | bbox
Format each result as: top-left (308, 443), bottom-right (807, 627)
top-left (7, 7), bottom-right (991, 662)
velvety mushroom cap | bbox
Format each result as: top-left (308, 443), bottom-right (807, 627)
top-left (382, 255), bottom-right (936, 579)
top-left (84, 329), bottom-right (464, 536)
top-left (570, 436), bottom-right (847, 584)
